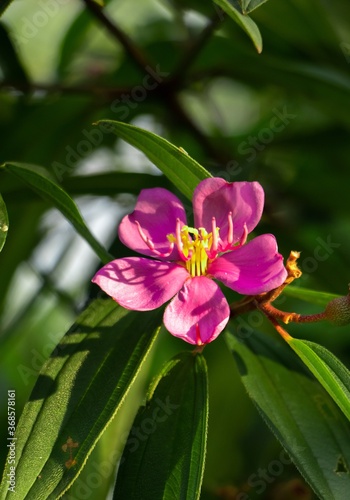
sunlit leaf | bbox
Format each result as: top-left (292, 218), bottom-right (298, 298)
top-left (96, 120), bottom-right (212, 201)
top-left (287, 338), bottom-right (350, 423)
top-left (0, 299), bottom-right (163, 499)
top-left (225, 329), bottom-right (350, 499)
top-left (114, 352), bottom-right (208, 500)
top-left (1, 162), bottom-right (113, 264)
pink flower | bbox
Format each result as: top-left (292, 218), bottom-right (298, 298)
top-left (92, 178), bottom-right (287, 345)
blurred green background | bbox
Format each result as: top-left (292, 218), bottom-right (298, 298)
top-left (1, 0), bottom-right (350, 498)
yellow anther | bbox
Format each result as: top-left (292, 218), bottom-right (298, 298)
top-left (167, 223), bottom-right (217, 277)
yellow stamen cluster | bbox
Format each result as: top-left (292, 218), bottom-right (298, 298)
top-left (168, 225), bottom-right (218, 277)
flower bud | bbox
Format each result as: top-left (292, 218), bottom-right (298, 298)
top-left (325, 294), bottom-right (350, 326)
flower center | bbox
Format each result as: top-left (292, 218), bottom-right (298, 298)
top-left (135, 212), bottom-right (248, 278)
top-left (167, 224), bottom-right (218, 277)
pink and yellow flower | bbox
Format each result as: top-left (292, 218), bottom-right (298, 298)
top-left (92, 178), bottom-right (287, 345)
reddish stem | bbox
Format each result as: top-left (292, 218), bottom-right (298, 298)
top-left (258, 302), bottom-right (327, 324)
top-left (257, 305), bottom-right (292, 341)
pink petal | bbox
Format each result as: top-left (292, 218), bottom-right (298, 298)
top-left (118, 188), bottom-right (187, 260)
top-left (208, 234), bottom-right (287, 295)
top-left (163, 276), bottom-right (230, 345)
top-left (92, 257), bottom-right (189, 311)
top-left (193, 178), bottom-right (264, 247)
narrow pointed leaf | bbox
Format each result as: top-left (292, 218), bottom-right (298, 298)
top-left (213, 0), bottom-right (262, 53)
top-left (57, 9), bottom-right (93, 77)
top-left (240, 0), bottom-right (270, 14)
top-left (96, 120), bottom-right (212, 201)
top-left (283, 286), bottom-right (339, 307)
top-left (287, 338), bottom-right (350, 423)
top-left (225, 329), bottom-right (350, 499)
top-left (113, 352), bottom-right (208, 500)
top-left (0, 299), bottom-right (163, 500)
top-left (0, 193), bottom-right (9, 252)
top-left (1, 162), bottom-right (113, 264)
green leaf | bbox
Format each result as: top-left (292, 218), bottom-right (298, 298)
top-left (287, 338), bottom-right (350, 423)
top-left (114, 352), bottom-right (208, 500)
top-left (0, 299), bottom-right (163, 499)
top-left (62, 172), bottom-right (171, 196)
top-left (213, 0), bottom-right (262, 53)
top-left (96, 120), bottom-right (212, 201)
top-left (283, 286), bottom-right (340, 307)
top-left (57, 9), bottom-right (93, 77)
top-left (0, 194), bottom-right (8, 252)
top-left (0, 173), bottom-right (171, 205)
top-left (1, 162), bottom-right (113, 264)
top-left (225, 329), bottom-right (350, 499)
top-left (240, 0), bottom-right (270, 14)
top-left (0, 22), bottom-right (29, 83)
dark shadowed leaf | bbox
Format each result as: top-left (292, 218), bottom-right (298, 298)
top-left (0, 22), bottom-right (29, 83)
top-left (62, 172), bottom-right (171, 196)
top-left (113, 352), bottom-right (208, 500)
top-left (225, 329), bottom-right (350, 499)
